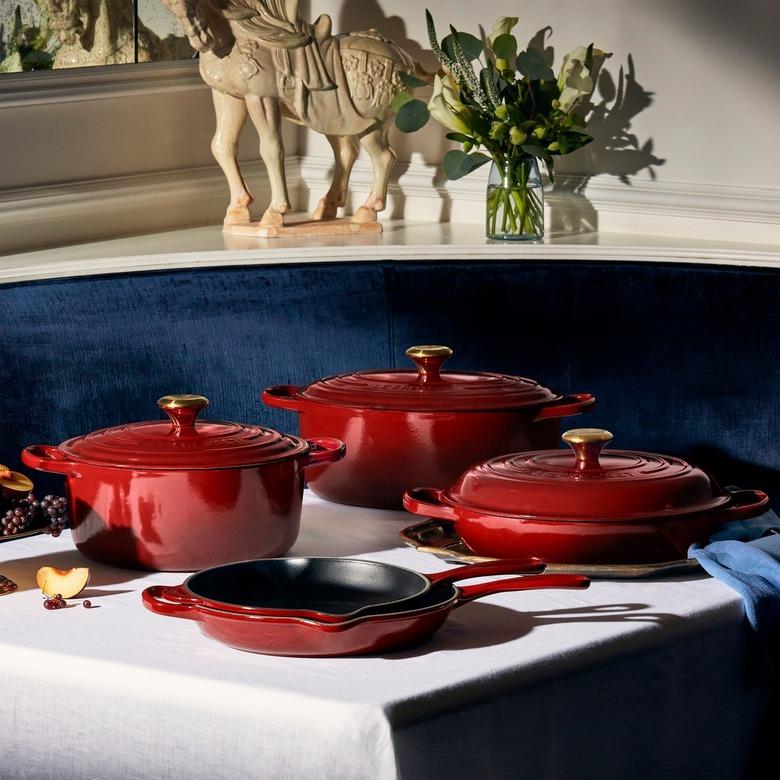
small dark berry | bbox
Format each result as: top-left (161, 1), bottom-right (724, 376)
top-left (83, 600), bottom-right (92, 609)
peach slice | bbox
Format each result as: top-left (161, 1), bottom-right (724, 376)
top-left (36, 566), bottom-right (91, 598)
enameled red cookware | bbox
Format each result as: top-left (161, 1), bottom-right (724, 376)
top-left (403, 428), bottom-right (770, 565)
top-left (147, 555), bottom-right (547, 623)
top-left (263, 345), bottom-right (595, 508)
top-left (142, 571), bottom-right (590, 656)
top-left (21, 395), bottom-right (345, 571)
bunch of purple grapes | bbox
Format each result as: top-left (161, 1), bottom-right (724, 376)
top-left (0, 578), bottom-right (17, 595)
top-left (0, 493), bottom-right (68, 537)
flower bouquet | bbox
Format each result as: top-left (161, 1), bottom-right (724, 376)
top-left (395, 12), bottom-right (610, 240)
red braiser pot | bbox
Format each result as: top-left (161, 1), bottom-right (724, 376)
top-left (403, 428), bottom-right (770, 565)
top-left (21, 395), bottom-right (345, 571)
top-left (263, 345), bottom-right (595, 509)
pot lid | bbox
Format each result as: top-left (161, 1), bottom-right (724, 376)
top-left (57, 395), bottom-right (309, 470)
top-left (295, 345), bottom-right (561, 411)
top-left (444, 428), bottom-right (730, 521)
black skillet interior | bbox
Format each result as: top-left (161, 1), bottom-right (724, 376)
top-left (185, 557), bottom-right (436, 614)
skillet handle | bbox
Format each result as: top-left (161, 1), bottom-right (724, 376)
top-left (142, 585), bottom-right (201, 621)
top-left (426, 558), bottom-right (546, 585)
top-left (533, 393), bottom-right (596, 422)
top-left (21, 445), bottom-right (80, 477)
top-left (262, 385), bottom-right (303, 412)
top-left (302, 437), bottom-right (347, 468)
top-left (713, 489), bottom-right (769, 522)
top-left (454, 573), bottom-right (591, 606)
top-left (403, 487), bottom-right (457, 521)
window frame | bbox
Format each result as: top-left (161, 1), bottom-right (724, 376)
top-left (0, 59), bottom-right (201, 107)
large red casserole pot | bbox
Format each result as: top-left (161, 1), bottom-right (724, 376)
top-left (263, 345), bottom-right (595, 508)
top-left (21, 395), bottom-right (345, 571)
top-left (403, 428), bottom-right (770, 564)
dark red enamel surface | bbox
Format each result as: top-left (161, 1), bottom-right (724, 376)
top-left (20, 397), bottom-right (346, 570)
top-left (262, 347), bottom-right (594, 509)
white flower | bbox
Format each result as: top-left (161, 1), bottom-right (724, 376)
top-left (427, 73), bottom-right (470, 134)
top-left (557, 46), bottom-right (611, 113)
top-left (488, 16), bottom-right (518, 46)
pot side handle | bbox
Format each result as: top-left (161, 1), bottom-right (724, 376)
top-left (21, 445), bottom-right (80, 477)
top-left (533, 393), bottom-right (596, 422)
top-left (142, 585), bottom-right (201, 621)
top-left (403, 487), bottom-right (458, 521)
top-left (262, 385), bottom-right (302, 412)
top-left (454, 573), bottom-right (591, 606)
top-left (302, 437), bottom-right (347, 468)
top-left (714, 488), bottom-right (770, 522)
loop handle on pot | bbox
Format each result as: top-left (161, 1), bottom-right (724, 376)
top-left (21, 445), bottom-right (80, 477)
top-left (262, 385), bottom-right (302, 412)
top-left (533, 393), bottom-right (596, 421)
top-left (454, 573), bottom-right (591, 606)
top-left (142, 585), bottom-right (201, 621)
top-left (715, 488), bottom-right (770, 522)
top-left (405, 345), bottom-right (453, 383)
top-left (403, 487), bottom-right (457, 521)
top-left (425, 557), bottom-right (547, 585)
top-left (157, 395), bottom-right (209, 433)
top-left (303, 437), bottom-right (347, 468)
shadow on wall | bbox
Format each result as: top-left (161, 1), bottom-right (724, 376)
top-left (527, 27), bottom-right (666, 235)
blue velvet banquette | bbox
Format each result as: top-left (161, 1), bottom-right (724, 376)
top-left (1, 259), bottom-right (778, 502)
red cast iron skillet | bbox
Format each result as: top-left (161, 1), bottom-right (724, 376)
top-left (148, 556), bottom-right (547, 623)
top-left (142, 572), bottom-right (591, 657)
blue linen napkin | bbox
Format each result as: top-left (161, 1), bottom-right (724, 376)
top-left (689, 508), bottom-right (780, 645)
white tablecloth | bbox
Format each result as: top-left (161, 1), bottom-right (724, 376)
top-left (0, 493), bottom-right (772, 779)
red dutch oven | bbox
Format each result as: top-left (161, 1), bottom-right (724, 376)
top-left (263, 345), bottom-right (595, 509)
top-left (21, 395), bottom-right (345, 571)
top-left (403, 428), bottom-right (770, 565)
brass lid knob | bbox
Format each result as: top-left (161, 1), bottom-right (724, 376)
top-left (405, 345), bottom-right (453, 382)
top-left (562, 428), bottom-right (613, 468)
top-left (157, 395), bottom-right (209, 432)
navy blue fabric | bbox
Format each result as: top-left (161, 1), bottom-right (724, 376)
top-left (1, 260), bottom-right (778, 501)
top-left (385, 261), bottom-right (780, 497)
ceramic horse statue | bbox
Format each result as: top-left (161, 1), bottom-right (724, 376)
top-left (43, 0), bottom-right (189, 68)
top-left (162, 0), bottom-right (421, 234)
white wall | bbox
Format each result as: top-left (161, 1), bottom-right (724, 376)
top-left (0, 0), bottom-right (778, 252)
top-left (300, 0), bottom-right (780, 241)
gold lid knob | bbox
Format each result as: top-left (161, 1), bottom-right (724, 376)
top-left (405, 345), bottom-right (454, 359)
top-left (405, 345), bottom-right (453, 382)
top-left (157, 394), bottom-right (209, 410)
top-left (562, 428), bottom-right (613, 467)
top-left (157, 395), bottom-right (209, 432)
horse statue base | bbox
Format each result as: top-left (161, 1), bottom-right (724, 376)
top-left (223, 215), bottom-right (383, 238)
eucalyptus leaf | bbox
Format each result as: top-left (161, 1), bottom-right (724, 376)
top-left (443, 150), bottom-right (491, 180)
top-left (491, 34), bottom-right (517, 61)
top-left (520, 143), bottom-right (546, 158)
top-left (516, 48), bottom-right (555, 81)
top-left (391, 91), bottom-right (413, 113)
top-left (400, 71), bottom-right (430, 88)
top-left (442, 31), bottom-right (483, 61)
top-left (395, 99), bottom-right (430, 133)
top-left (445, 132), bottom-right (475, 144)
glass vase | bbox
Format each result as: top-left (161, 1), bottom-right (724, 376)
top-left (485, 158), bottom-right (544, 241)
